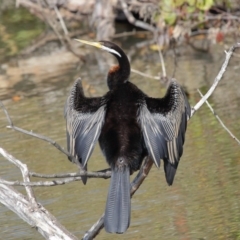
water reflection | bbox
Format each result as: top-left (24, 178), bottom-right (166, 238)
top-left (0, 43), bottom-right (240, 239)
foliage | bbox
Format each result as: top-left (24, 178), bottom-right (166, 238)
top-left (0, 6), bottom-right (44, 62)
top-left (159, 0), bottom-right (215, 25)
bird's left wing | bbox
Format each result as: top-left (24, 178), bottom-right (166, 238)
top-left (138, 80), bottom-right (191, 185)
top-left (64, 78), bottom-right (106, 167)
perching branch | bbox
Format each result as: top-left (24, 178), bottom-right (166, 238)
top-left (0, 173), bottom-right (110, 187)
top-left (29, 169), bottom-right (111, 179)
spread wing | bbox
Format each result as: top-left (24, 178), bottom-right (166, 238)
top-left (138, 80), bottom-right (191, 185)
top-left (64, 78), bottom-right (106, 168)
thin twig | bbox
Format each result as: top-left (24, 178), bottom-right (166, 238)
top-left (191, 43), bottom-right (240, 117)
top-left (37, 0), bottom-right (64, 45)
top-left (197, 89), bottom-right (240, 145)
top-left (0, 101), bottom-right (80, 166)
top-left (171, 47), bottom-right (178, 78)
top-left (158, 47), bottom-right (166, 78)
top-left (54, 6), bottom-right (68, 35)
top-left (20, 29), bottom-right (86, 55)
top-left (0, 148), bottom-right (110, 188)
top-left (131, 68), bottom-right (159, 80)
top-left (0, 173), bottom-right (111, 187)
top-left (112, 30), bottom-right (152, 39)
top-left (0, 176), bottom-right (82, 187)
top-left (82, 157), bottom-right (153, 239)
top-left (30, 169), bottom-right (111, 179)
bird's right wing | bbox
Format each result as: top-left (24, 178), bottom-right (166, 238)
top-left (64, 78), bottom-right (106, 167)
top-left (138, 80), bottom-right (191, 184)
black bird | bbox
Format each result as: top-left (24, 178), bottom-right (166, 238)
top-left (64, 40), bottom-right (191, 233)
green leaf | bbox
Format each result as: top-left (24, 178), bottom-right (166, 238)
top-left (197, 0), bottom-right (214, 11)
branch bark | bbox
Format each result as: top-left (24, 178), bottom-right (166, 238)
top-left (191, 43), bottom-right (240, 117)
top-left (0, 183), bottom-right (78, 240)
top-left (0, 148), bottom-right (79, 240)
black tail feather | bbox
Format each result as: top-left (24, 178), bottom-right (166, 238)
top-left (163, 160), bottom-right (178, 186)
top-left (104, 166), bottom-right (131, 233)
top-left (81, 164), bottom-right (88, 185)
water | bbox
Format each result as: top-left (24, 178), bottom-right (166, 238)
top-left (0, 42), bottom-right (240, 240)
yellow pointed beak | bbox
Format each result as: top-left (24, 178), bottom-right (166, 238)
top-left (75, 39), bottom-right (103, 49)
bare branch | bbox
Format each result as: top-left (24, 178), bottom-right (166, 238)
top-left (131, 68), bottom-right (159, 80)
top-left (191, 43), bottom-right (240, 117)
top-left (30, 170), bottom-right (111, 179)
top-left (0, 173), bottom-right (110, 187)
top-left (82, 214), bottom-right (104, 240)
top-left (0, 176), bottom-right (82, 187)
top-left (112, 30), bottom-right (152, 39)
top-left (0, 183), bottom-right (78, 240)
top-left (171, 47), bottom-right (178, 78)
top-left (198, 90), bottom-right (240, 145)
top-left (20, 29), bottom-right (86, 55)
top-left (0, 146), bottom-right (110, 188)
top-left (130, 157), bottom-right (153, 194)
top-left (0, 148), bottom-right (37, 207)
top-left (119, 0), bottom-right (156, 33)
top-left (0, 101), bottom-right (80, 167)
top-left (158, 48), bottom-right (166, 78)
top-left (54, 6), bottom-right (68, 35)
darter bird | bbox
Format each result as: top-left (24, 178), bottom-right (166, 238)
top-left (64, 40), bottom-right (191, 233)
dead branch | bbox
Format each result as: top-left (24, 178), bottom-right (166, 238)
top-left (191, 43), bottom-right (240, 117)
top-left (0, 101), bottom-right (79, 166)
top-left (198, 90), bottom-right (240, 145)
top-left (30, 169), bottom-right (111, 179)
top-left (119, 0), bottom-right (156, 33)
top-left (20, 30), bottom-right (86, 55)
top-left (158, 48), bottom-right (166, 78)
top-left (0, 172), bottom-right (110, 187)
top-left (0, 148), bottom-right (78, 240)
top-left (0, 148), bottom-right (37, 207)
top-left (0, 183), bottom-right (78, 239)
top-left (131, 68), bottom-right (159, 80)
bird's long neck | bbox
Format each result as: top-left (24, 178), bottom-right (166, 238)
top-left (107, 48), bottom-right (130, 90)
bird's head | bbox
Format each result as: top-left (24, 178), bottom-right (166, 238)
top-left (75, 39), bottom-right (130, 89)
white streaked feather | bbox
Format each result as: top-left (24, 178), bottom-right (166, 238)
top-left (139, 81), bottom-right (190, 165)
top-left (102, 46), bottom-right (121, 58)
top-left (64, 78), bottom-right (106, 165)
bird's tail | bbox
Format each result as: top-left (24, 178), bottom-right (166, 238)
top-left (163, 160), bottom-right (178, 185)
top-left (81, 164), bottom-right (88, 185)
top-left (104, 164), bottom-right (131, 233)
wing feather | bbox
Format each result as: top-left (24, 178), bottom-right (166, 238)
top-left (64, 78), bottom-right (106, 167)
top-left (138, 80), bottom-right (191, 184)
